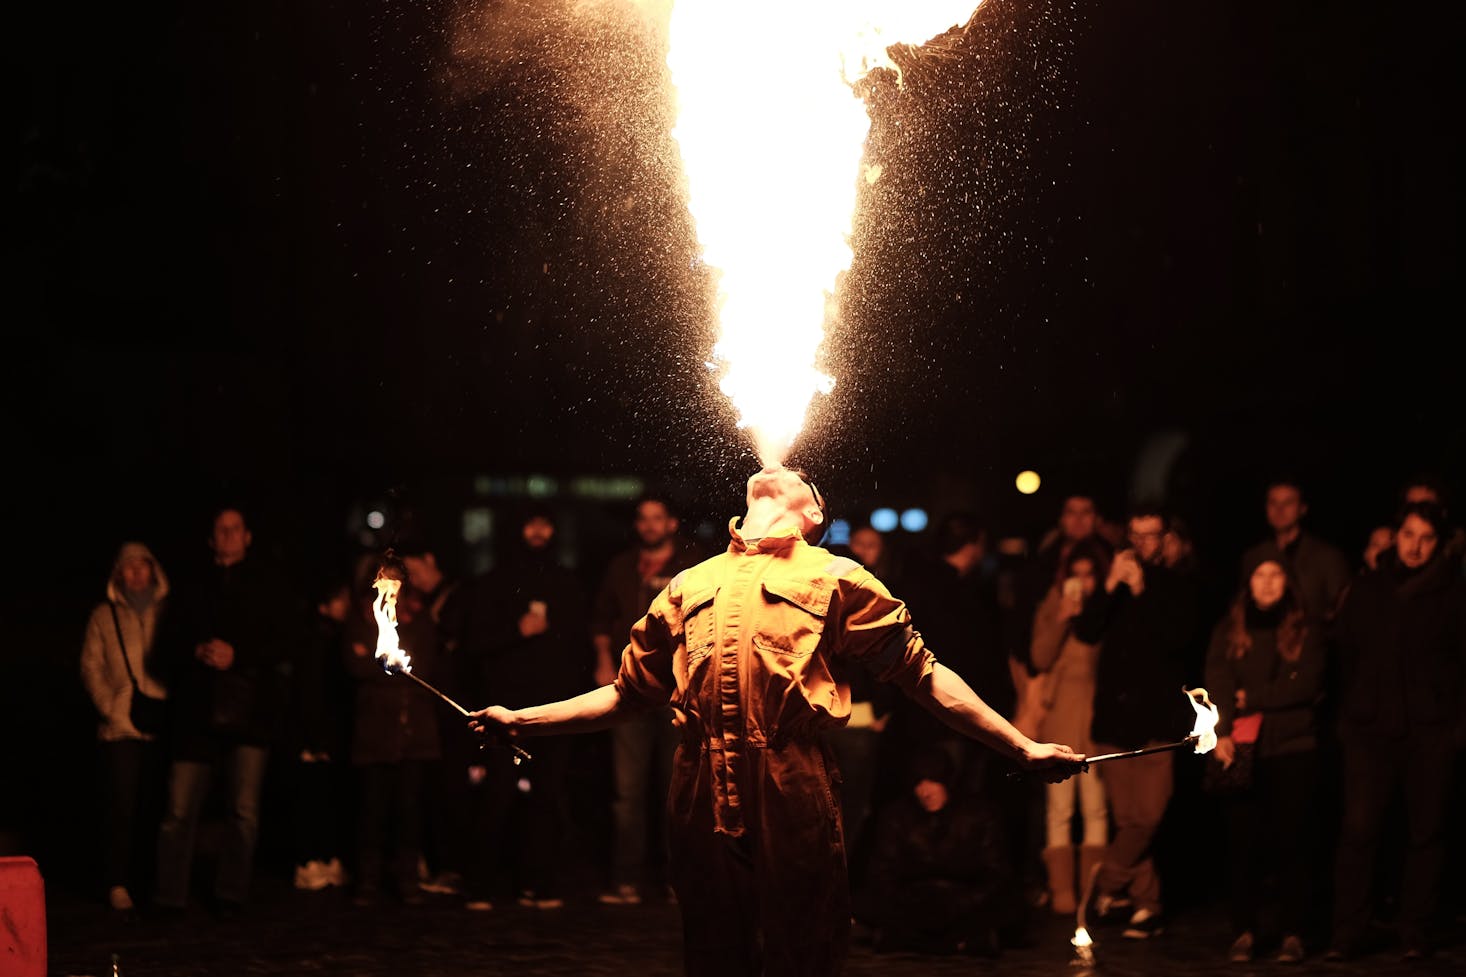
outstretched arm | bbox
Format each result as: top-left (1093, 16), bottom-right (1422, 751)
top-left (472, 586), bottom-right (679, 739)
top-left (470, 683), bottom-right (634, 738)
top-left (912, 662), bottom-right (1084, 775)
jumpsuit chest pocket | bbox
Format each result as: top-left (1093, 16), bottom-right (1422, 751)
top-left (681, 586), bottom-right (718, 673)
top-left (754, 578), bottom-right (831, 659)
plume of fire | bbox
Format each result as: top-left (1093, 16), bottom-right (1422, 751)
top-left (1184, 686), bottom-right (1219, 754)
top-left (664, 0), bottom-right (985, 466)
top-left (372, 569), bottom-right (412, 673)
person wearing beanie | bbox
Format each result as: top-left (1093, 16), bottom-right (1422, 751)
top-left (80, 541), bottom-right (170, 913)
top-left (1205, 546), bottom-right (1325, 964)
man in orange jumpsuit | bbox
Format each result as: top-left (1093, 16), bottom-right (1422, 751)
top-left (472, 467), bottom-right (1084, 976)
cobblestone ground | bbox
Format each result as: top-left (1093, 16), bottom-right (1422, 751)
top-left (48, 877), bottom-right (1465, 977)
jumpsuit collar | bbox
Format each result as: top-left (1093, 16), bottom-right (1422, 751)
top-left (727, 518), bottom-right (803, 555)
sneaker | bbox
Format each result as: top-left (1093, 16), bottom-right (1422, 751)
top-left (419, 870), bottom-right (463, 895)
top-left (1228, 931), bottom-right (1254, 963)
top-left (597, 883), bottom-right (642, 906)
top-left (464, 899), bottom-right (494, 912)
top-left (517, 891), bottom-right (565, 910)
top-left (108, 885), bottom-right (135, 912)
top-left (294, 861), bottom-right (331, 891)
top-left (1122, 908), bottom-right (1164, 939)
top-left (324, 857), bottom-right (349, 887)
top-left (1277, 934), bottom-right (1305, 964)
top-left (1094, 892), bottom-right (1133, 921)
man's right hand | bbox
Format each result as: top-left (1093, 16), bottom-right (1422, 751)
top-left (1022, 741), bottom-right (1088, 783)
top-left (468, 705), bottom-right (519, 738)
top-left (1215, 735), bottom-right (1236, 769)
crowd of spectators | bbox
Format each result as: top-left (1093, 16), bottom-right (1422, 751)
top-left (71, 472), bottom-right (1464, 964)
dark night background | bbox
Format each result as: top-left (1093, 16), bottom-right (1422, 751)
top-left (9, 0), bottom-right (1462, 887)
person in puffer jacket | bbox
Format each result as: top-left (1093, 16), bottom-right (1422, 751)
top-left (80, 541), bottom-right (170, 913)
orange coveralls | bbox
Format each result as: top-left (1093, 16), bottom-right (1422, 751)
top-left (615, 521), bottom-right (939, 977)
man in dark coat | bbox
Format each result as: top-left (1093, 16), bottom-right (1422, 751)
top-left (1073, 505), bottom-right (1198, 938)
top-left (155, 507), bottom-right (285, 912)
top-left (882, 513), bottom-right (1007, 803)
top-left (1328, 502), bottom-right (1466, 960)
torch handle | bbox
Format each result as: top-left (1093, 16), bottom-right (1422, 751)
top-left (392, 666), bottom-right (534, 763)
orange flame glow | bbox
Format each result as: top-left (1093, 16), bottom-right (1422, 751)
top-left (1184, 687), bottom-right (1219, 754)
top-left (372, 571), bottom-right (412, 672)
top-left (665, 0), bottom-right (984, 465)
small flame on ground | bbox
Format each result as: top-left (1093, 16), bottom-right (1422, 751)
top-left (1184, 687), bottom-right (1219, 754)
top-left (666, 0), bottom-right (984, 466)
top-left (372, 569), bottom-right (412, 672)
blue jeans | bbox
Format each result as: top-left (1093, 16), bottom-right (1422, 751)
top-left (610, 708), bottom-right (677, 886)
top-left (155, 744), bottom-right (268, 907)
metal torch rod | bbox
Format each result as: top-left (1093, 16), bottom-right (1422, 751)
top-left (1084, 735), bottom-right (1199, 765)
top-left (1007, 734), bottom-right (1201, 781)
top-left (392, 666), bottom-right (533, 764)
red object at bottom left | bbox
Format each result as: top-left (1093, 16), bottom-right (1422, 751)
top-left (0, 856), bottom-right (46, 977)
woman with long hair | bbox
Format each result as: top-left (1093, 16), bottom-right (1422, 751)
top-left (1205, 546), bottom-right (1324, 964)
top-left (1030, 539), bottom-right (1111, 914)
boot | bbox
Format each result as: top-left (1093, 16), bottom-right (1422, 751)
top-left (1043, 846), bottom-right (1077, 915)
top-left (1078, 845), bottom-right (1107, 908)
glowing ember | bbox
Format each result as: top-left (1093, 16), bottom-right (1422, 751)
top-left (372, 569), bottom-right (411, 672)
top-left (1184, 687), bottom-right (1219, 754)
top-left (665, 0), bottom-right (984, 465)
top-left (1072, 926), bottom-right (1092, 948)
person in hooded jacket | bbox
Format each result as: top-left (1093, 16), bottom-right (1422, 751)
top-left (1205, 546), bottom-right (1325, 965)
top-left (460, 506), bottom-right (591, 910)
top-left (80, 542), bottom-right (170, 913)
top-left (1327, 501), bottom-right (1466, 960)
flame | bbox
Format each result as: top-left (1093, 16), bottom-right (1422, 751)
top-left (1184, 687), bottom-right (1219, 754)
top-left (665, 0), bottom-right (983, 466)
top-left (372, 570), bottom-right (412, 672)
top-left (1072, 926), bottom-right (1092, 949)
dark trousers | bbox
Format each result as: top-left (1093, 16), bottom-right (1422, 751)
top-left (357, 760), bottom-right (425, 894)
top-left (1333, 730), bottom-right (1454, 947)
top-left (465, 736), bottom-right (573, 899)
top-left (292, 758), bottom-right (342, 865)
top-left (1223, 751), bottom-right (1318, 937)
top-left (424, 724), bottom-right (478, 878)
top-left (668, 741), bottom-right (849, 977)
top-left (609, 708), bottom-right (678, 886)
top-left (100, 739), bottom-right (165, 893)
top-left (1092, 741), bottom-right (1172, 913)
